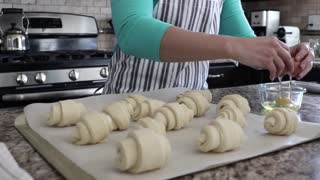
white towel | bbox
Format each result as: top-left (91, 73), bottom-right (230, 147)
top-left (0, 143), bottom-right (33, 180)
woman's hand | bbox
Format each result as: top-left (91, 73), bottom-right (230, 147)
top-left (290, 43), bottom-right (314, 79)
top-left (230, 37), bottom-right (294, 80)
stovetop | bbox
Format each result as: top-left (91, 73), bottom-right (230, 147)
top-left (0, 50), bottom-right (113, 72)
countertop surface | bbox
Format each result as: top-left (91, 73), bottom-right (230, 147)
top-left (1, 85), bottom-right (320, 180)
top-left (313, 60), bottom-right (320, 68)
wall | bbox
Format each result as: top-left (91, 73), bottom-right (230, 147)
top-left (243, 0), bottom-right (320, 42)
top-left (0, 0), bottom-right (115, 51)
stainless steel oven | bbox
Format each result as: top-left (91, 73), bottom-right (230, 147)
top-left (0, 9), bottom-right (113, 107)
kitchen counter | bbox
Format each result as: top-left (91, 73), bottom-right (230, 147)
top-left (1, 85), bottom-right (320, 180)
top-left (313, 60), bottom-right (320, 68)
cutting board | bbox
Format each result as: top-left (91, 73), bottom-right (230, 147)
top-left (15, 88), bottom-right (320, 180)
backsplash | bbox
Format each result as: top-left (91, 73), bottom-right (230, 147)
top-left (243, 0), bottom-right (320, 42)
top-left (0, 0), bottom-right (115, 51)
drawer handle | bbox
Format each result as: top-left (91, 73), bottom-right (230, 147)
top-left (208, 74), bottom-right (225, 78)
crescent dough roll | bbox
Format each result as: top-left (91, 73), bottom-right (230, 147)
top-left (47, 100), bottom-right (86, 127)
top-left (197, 117), bottom-right (244, 153)
top-left (177, 91), bottom-right (210, 117)
top-left (114, 128), bottom-right (171, 174)
top-left (73, 112), bottom-right (114, 145)
top-left (103, 101), bottom-right (131, 130)
top-left (138, 117), bottom-right (166, 135)
top-left (216, 94), bottom-right (251, 115)
top-left (177, 90), bottom-right (212, 103)
top-left (119, 100), bottom-right (134, 117)
top-left (217, 106), bottom-right (246, 128)
top-left (264, 108), bottom-right (298, 136)
top-left (132, 99), bottom-right (165, 121)
top-left (153, 102), bottom-right (194, 130)
top-left (123, 94), bottom-right (147, 117)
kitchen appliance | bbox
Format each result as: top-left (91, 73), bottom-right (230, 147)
top-left (0, 8), bottom-right (29, 51)
top-left (2, 22), bottom-right (29, 51)
top-left (0, 10), bottom-right (113, 107)
top-left (276, 26), bottom-right (300, 47)
top-left (251, 10), bottom-right (280, 36)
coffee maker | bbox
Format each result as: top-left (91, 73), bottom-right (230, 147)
top-left (251, 10), bottom-right (280, 36)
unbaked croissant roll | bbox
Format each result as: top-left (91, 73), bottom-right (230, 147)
top-left (153, 102), bottom-right (193, 130)
top-left (132, 99), bottom-right (165, 121)
top-left (114, 128), bottom-right (171, 174)
top-left (138, 117), bottom-right (166, 135)
top-left (216, 94), bottom-right (251, 115)
top-left (73, 111), bottom-right (114, 145)
top-left (217, 106), bottom-right (246, 128)
top-left (197, 117), bottom-right (244, 153)
top-left (47, 100), bottom-right (87, 127)
top-left (122, 94), bottom-right (147, 117)
top-left (103, 101), bottom-right (131, 130)
top-left (264, 108), bottom-right (298, 136)
top-left (177, 90), bottom-right (212, 103)
top-left (177, 91), bottom-right (210, 117)
top-left (118, 100), bottom-right (134, 116)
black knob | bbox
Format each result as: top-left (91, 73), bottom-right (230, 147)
top-left (277, 28), bottom-right (286, 39)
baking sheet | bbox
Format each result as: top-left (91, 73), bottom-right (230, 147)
top-left (22, 88), bottom-right (320, 180)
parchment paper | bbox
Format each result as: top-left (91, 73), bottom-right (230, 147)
top-left (23, 88), bottom-right (320, 180)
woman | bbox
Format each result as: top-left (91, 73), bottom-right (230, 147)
top-left (103, 0), bottom-right (314, 94)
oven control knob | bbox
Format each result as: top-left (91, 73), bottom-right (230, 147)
top-left (100, 67), bottom-right (109, 78)
top-left (35, 72), bottom-right (46, 84)
top-left (16, 73), bottom-right (28, 85)
top-left (69, 70), bottom-right (80, 81)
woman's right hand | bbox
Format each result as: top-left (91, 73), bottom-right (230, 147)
top-left (230, 37), bottom-right (294, 80)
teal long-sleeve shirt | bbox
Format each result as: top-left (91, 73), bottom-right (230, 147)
top-left (111, 0), bottom-right (256, 61)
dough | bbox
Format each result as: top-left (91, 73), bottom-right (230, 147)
top-left (177, 90), bottom-right (212, 103)
top-left (133, 99), bottom-right (165, 121)
top-left (177, 91), bottom-right (210, 117)
top-left (73, 111), bottom-right (114, 145)
top-left (119, 100), bottom-right (134, 116)
top-left (217, 106), bottom-right (246, 128)
top-left (138, 117), bottom-right (166, 135)
top-left (264, 108), bottom-right (298, 136)
top-left (198, 117), bottom-right (244, 153)
top-left (216, 94), bottom-right (251, 115)
top-left (47, 100), bottom-right (87, 127)
top-left (114, 128), bottom-right (171, 174)
top-left (123, 94), bottom-right (147, 117)
top-left (153, 102), bottom-right (194, 130)
top-left (103, 101), bottom-right (131, 130)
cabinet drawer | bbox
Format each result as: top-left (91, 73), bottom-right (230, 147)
top-left (207, 64), bottom-right (237, 89)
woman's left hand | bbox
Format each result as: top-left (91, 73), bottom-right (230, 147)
top-left (290, 43), bottom-right (314, 79)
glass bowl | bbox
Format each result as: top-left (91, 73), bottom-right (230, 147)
top-left (258, 82), bottom-right (306, 111)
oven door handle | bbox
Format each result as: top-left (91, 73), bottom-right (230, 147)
top-left (2, 88), bottom-right (102, 102)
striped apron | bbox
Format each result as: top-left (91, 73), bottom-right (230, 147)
top-left (103, 0), bottom-right (223, 94)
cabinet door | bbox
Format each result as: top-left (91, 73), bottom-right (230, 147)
top-left (300, 66), bottom-right (320, 83)
top-left (236, 65), bottom-right (271, 86)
